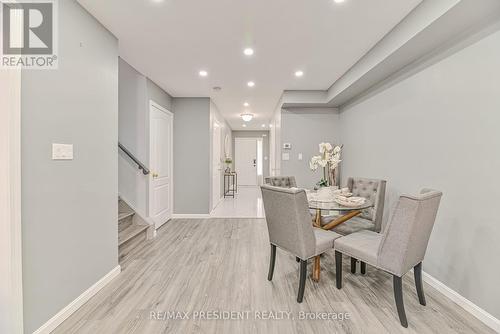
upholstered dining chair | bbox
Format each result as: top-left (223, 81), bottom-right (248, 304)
top-left (334, 189), bottom-right (442, 327)
top-left (260, 185), bottom-right (341, 303)
top-left (264, 176), bottom-right (297, 188)
top-left (322, 177), bottom-right (386, 274)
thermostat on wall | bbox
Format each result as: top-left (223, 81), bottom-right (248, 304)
top-left (283, 143), bottom-right (292, 150)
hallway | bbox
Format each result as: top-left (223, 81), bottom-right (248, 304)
top-left (211, 186), bottom-right (265, 218)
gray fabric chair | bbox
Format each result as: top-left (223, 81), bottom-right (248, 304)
top-left (260, 185), bottom-right (341, 303)
top-left (322, 177), bottom-right (387, 235)
top-left (264, 176), bottom-right (297, 188)
top-left (334, 189), bottom-right (443, 327)
top-left (322, 177), bottom-right (386, 274)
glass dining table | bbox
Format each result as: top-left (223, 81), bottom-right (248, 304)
top-left (307, 192), bottom-right (373, 282)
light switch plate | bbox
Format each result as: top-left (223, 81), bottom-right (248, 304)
top-left (298, 153), bottom-right (303, 160)
top-left (52, 143), bottom-right (73, 160)
top-left (282, 153), bottom-right (290, 161)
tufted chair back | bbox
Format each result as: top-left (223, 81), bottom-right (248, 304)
top-left (347, 177), bottom-right (387, 232)
top-left (260, 185), bottom-right (316, 259)
top-left (264, 176), bottom-right (297, 188)
top-left (377, 189), bottom-right (442, 276)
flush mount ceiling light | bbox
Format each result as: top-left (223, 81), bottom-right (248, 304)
top-left (243, 48), bottom-right (254, 56)
top-left (243, 102), bottom-right (249, 107)
top-left (269, 124), bottom-right (273, 128)
top-left (199, 70), bottom-right (208, 77)
top-left (334, 0), bottom-right (345, 3)
top-left (242, 124), bottom-right (247, 128)
top-left (247, 81), bottom-right (255, 87)
top-left (295, 70), bottom-right (304, 77)
top-left (261, 124), bottom-right (266, 128)
top-left (241, 113), bottom-right (254, 122)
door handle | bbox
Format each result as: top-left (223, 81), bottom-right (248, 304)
top-left (152, 172), bottom-right (159, 178)
top-left (253, 159), bottom-right (256, 167)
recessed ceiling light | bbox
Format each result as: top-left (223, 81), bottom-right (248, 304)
top-left (334, 0), bottom-right (345, 3)
top-left (261, 124), bottom-right (266, 128)
top-left (242, 124), bottom-right (247, 128)
top-left (295, 70), bottom-right (304, 77)
top-left (243, 102), bottom-right (249, 107)
top-left (199, 70), bottom-right (208, 77)
top-left (243, 48), bottom-right (254, 56)
top-left (241, 113), bottom-right (254, 122)
top-left (247, 81), bottom-right (255, 87)
top-left (269, 124), bottom-right (273, 128)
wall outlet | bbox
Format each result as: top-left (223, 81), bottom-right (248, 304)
top-left (52, 143), bottom-right (73, 160)
top-left (283, 143), bottom-right (292, 150)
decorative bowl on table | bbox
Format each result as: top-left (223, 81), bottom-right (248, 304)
top-left (334, 196), bottom-right (366, 207)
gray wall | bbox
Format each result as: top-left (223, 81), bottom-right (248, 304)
top-left (118, 58), bottom-right (172, 218)
top-left (339, 29), bottom-right (500, 319)
top-left (173, 98), bottom-right (211, 214)
top-left (281, 109), bottom-right (340, 188)
top-left (21, 1), bottom-right (118, 332)
top-left (232, 131), bottom-right (270, 178)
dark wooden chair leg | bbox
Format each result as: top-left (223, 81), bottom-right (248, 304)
top-left (350, 257), bottom-right (357, 274)
top-left (268, 244), bottom-right (276, 281)
top-left (414, 262), bottom-right (426, 306)
top-left (297, 260), bottom-right (307, 303)
top-left (335, 251), bottom-right (343, 289)
top-left (393, 275), bottom-right (408, 328)
top-left (296, 257), bottom-right (300, 263)
top-left (360, 261), bottom-right (367, 275)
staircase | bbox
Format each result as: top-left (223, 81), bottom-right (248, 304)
top-left (118, 198), bottom-right (151, 264)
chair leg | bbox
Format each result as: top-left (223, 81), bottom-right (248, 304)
top-left (297, 260), bottom-right (307, 303)
top-left (360, 261), bottom-right (367, 275)
top-left (414, 262), bottom-right (426, 306)
top-left (296, 257), bottom-right (300, 263)
top-left (350, 257), bottom-right (357, 274)
top-left (267, 244), bottom-right (276, 281)
top-left (335, 251), bottom-right (343, 289)
top-left (393, 275), bottom-right (408, 328)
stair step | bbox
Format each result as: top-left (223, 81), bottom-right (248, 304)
top-left (118, 215), bottom-right (133, 233)
top-left (118, 211), bottom-right (134, 221)
top-left (118, 224), bottom-right (148, 246)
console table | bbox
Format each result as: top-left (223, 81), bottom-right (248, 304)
top-left (223, 172), bottom-right (237, 198)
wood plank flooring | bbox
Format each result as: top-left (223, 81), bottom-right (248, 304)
top-left (53, 218), bottom-right (495, 334)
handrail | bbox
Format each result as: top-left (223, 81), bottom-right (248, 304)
top-left (118, 142), bottom-right (150, 175)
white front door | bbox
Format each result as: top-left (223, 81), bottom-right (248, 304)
top-left (149, 101), bottom-right (173, 229)
top-left (212, 122), bottom-right (222, 210)
top-left (235, 138), bottom-right (258, 186)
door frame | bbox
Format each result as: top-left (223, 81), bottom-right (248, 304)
top-left (148, 100), bottom-right (174, 229)
top-left (235, 137), bottom-right (259, 186)
top-left (0, 60), bottom-right (24, 333)
top-left (211, 120), bottom-right (222, 210)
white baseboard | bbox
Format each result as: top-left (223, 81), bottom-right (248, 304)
top-left (422, 271), bottom-right (500, 333)
top-left (33, 265), bottom-right (121, 334)
top-left (172, 214), bottom-right (211, 219)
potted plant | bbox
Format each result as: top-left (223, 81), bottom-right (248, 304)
top-left (224, 157), bottom-right (233, 173)
top-left (309, 143), bottom-right (342, 191)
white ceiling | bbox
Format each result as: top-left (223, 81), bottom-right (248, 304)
top-left (78, 0), bottom-right (421, 130)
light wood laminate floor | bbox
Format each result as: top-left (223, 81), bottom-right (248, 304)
top-left (54, 218), bottom-right (494, 334)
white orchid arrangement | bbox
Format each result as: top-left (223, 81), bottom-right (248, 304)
top-left (309, 142), bottom-right (342, 187)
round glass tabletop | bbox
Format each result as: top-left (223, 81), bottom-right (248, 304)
top-left (306, 190), bottom-right (373, 211)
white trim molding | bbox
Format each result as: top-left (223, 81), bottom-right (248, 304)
top-left (33, 266), bottom-right (121, 334)
top-left (172, 214), bottom-right (211, 219)
top-left (0, 46), bottom-right (23, 334)
top-left (422, 271), bottom-right (500, 333)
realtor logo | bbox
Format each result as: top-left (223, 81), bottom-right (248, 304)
top-left (1, 0), bottom-right (58, 69)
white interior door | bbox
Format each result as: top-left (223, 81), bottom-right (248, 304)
top-left (149, 102), bottom-right (173, 229)
top-left (212, 122), bottom-right (222, 210)
top-left (235, 138), bottom-right (258, 186)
